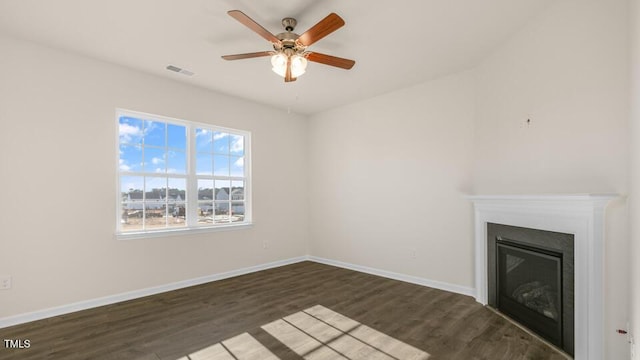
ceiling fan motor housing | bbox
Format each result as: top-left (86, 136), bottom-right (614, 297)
top-left (274, 18), bottom-right (302, 51)
top-left (282, 17), bottom-right (297, 31)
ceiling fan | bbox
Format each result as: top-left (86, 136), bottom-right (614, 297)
top-left (221, 10), bottom-right (356, 83)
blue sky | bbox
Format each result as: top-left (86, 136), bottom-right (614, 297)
top-left (119, 116), bottom-right (245, 194)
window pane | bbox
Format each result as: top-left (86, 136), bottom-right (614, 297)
top-left (198, 179), bottom-right (214, 200)
top-left (170, 203), bottom-right (186, 220)
top-left (121, 176), bottom-right (144, 231)
top-left (231, 202), bottom-right (244, 222)
top-left (167, 150), bottom-right (186, 174)
top-left (167, 178), bottom-right (186, 229)
top-left (144, 176), bottom-right (167, 230)
top-left (196, 128), bottom-right (212, 152)
top-left (198, 201), bottom-right (214, 224)
top-left (215, 180), bottom-right (230, 200)
top-left (168, 202), bottom-right (186, 227)
top-left (167, 124), bottom-right (186, 150)
top-left (230, 134), bottom-right (244, 155)
top-left (230, 156), bottom-right (244, 177)
top-left (119, 117), bottom-right (143, 144)
top-left (144, 206), bottom-right (167, 229)
top-left (145, 177), bottom-right (167, 203)
top-left (196, 153), bottom-right (213, 175)
top-left (121, 203), bottom-right (143, 231)
top-left (231, 180), bottom-right (244, 201)
top-left (198, 202), bottom-right (214, 216)
top-left (144, 147), bottom-right (166, 173)
top-left (168, 178), bottom-right (186, 202)
top-left (215, 202), bottom-right (230, 223)
top-left (213, 132), bottom-right (230, 154)
top-left (144, 120), bottom-right (166, 147)
top-left (119, 145), bottom-right (142, 172)
top-left (121, 176), bottom-right (144, 201)
top-left (214, 155), bottom-right (230, 176)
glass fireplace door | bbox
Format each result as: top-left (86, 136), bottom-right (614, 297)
top-left (496, 239), bottom-right (563, 347)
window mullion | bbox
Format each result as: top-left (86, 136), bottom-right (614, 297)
top-left (186, 125), bottom-right (198, 227)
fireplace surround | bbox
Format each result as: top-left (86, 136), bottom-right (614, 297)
top-left (468, 194), bottom-right (616, 360)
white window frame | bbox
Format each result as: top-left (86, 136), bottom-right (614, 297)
top-left (115, 109), bottom-right (252, 240)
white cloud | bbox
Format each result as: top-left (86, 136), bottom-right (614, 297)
top-left (151, 157), bottom-right (164, 165)
top-left (231, 136), bottom-right (244, 153)
top-left (214, 132), bottom-right (229, 140)
top-left (119, 159), bottom-right (132, 171)
top-left (144, 121), bottom-right (161, 135)
top-left (234, 157), bottom-right (244, 167)
top-left (119, 123), bottom-right (143, 143)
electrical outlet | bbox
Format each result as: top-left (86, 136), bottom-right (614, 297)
top-left (263, 240), bottom-right (268, 249)
top-left (0, 276), bottom-right (11, 290)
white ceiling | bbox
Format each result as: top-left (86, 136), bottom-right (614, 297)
top-left (0, 0), bottom-right (553, 115)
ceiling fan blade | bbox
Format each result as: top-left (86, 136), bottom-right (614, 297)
top-left (307, 52), bottom-right (355, 70)
top-left (228, 10), bottom-right (281, 44)
top-left (221, 51), bottom-right (272, 61)
top-left (297, 13), bottom-right (345, 47)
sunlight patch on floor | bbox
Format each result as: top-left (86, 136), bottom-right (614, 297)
top-left (178, 332), bottom-right (278, 360)
top-left (180, 305), bottom-right (429, 360)
top-left (263, 305), bottom-right (430, 360)
top-left (304, 305), bottom-right (430, 360)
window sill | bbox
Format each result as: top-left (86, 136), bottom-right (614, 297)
top-left (115, 223), bottom-right (253, 240)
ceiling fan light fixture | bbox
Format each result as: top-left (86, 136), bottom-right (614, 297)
top-left (290, 55), bottom-right (308, 78)
top-left (271, 53), bottom-right (288, 77)
top-left (270, 53), bottom-right (307, 78)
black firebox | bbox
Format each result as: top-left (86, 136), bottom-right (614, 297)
top-left (496, 239), bottom-right (563, 347)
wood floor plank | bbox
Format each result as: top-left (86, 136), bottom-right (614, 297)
top-left (0, 261), bottom-right (567, 359)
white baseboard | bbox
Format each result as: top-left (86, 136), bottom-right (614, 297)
top-left (0, 256), bottom-right (308, 329)
top-left (308, 256), bottom-right (476, 297)
top-left (1, 255), bottom-right (475, 329)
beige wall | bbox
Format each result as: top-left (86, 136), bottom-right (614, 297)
top-left (630, 0), bottom-right (640, 357)
top-left (473, 0), bottom-right (630, 358)
top-left (0, 34), bottom-right (309, 318)
top-left (308, 71), bottom-right (476, 289)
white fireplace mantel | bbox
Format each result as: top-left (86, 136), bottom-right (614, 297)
top-left (468, 194), bottom-right (618, 360)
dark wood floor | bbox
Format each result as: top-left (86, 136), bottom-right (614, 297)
top-left (0, 261), bottom-right (567, 360)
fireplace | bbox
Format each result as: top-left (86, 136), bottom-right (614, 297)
top-left (487, 223), bottom-right (574, 355)
top-left (468, 194), bottom-right (616, 360)
top-left (497, 240), bottom-right (562, 344)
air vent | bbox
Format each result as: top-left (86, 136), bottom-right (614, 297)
top-left (166, 65), bottom-right (194, 76)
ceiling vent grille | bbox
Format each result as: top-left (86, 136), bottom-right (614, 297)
top-left (166, 65), bottom-right (194, 76)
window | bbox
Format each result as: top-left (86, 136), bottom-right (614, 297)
top-left (116, 109), bottom-right (250, 237)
